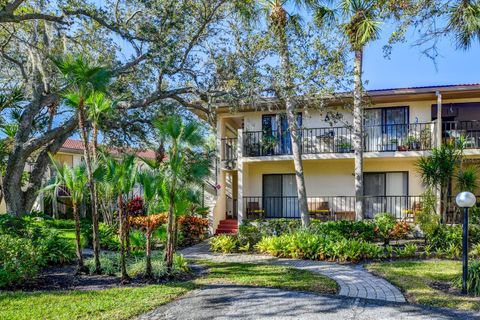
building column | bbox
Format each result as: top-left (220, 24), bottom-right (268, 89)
top-left (435, 91), bottom-right (443, 218)
top-left (436, 91), bottom-right (442, 147)
top-left (237, 129), bottom-right (244, 225)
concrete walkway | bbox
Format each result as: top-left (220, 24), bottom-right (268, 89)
top-left (180, 241), bottom-right (405, 303)
top-left (137, 285), bottom-right (479, 320)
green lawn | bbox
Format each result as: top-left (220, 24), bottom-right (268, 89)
top-left (0, 262), bottom-right (338, 320)
top-left (195, 261), bottom-right (339, 295)
top-left (366, 260), bottom-right (480, 311)
top-left (0, 282), bottom-right (195, 320)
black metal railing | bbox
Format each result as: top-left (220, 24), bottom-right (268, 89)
top-left (364, 122), bottom-right (434, 152)
top-left (221, 138), bottom-right (238, 161)
top-left (243, 195), bottom-right (424, 220)
top-left (443, 120), bottom-right (480, 149)
top-left (243, 123), bottom-right (434, 157)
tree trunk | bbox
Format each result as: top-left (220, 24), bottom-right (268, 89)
top-left (165, 191), bottom-right (175, 273)
top-left (92, 124), bottom-right (98, 160)
top-left (117, 194), bottom-right (130, 282)
top-left (78, 106), bottom-right (101, 274)
top-left (145, 229), bottom-right (152, 278)
top-left (277, 27), bottom-right (310, 227)
top-left (72, 203), bottom-right (84, 272)
top-left (353, 49), bottom-right (364, 221)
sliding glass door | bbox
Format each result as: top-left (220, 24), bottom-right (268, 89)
top-left (364, 172), bottom-right (408, 218)
top-left (262, 114), bottom-right (302, 155)
top-left (263, 174), bottom-right (298, 218)
top-left (365, 107), bottom-right (408, 151)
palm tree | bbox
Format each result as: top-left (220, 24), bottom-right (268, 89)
top-left (43, 158), bottom-right (89, 272)
top-left (417, 142), bottom-right (460, 224)
top-left (85, 92), bottom-right (114, 159)
top-left (237, 0), bottom-right (324, 227)
top-left (446, 0), bottom-right (480, 50)
top-left (317, 0), bottom-right (381, 220)
top-left (97, 154), bottom-right (137, 282)
top-left (153, 116), bottom-right (210, 272)
top-left (136, 169), bottom-right (162, 278)
top-left (54, 54), bottom-right (112, 274)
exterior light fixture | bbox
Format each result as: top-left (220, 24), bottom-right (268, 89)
top-left (456, 191), bottom-right (476, 294)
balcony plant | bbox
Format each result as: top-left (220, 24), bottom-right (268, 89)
top-left (397, 139), bottom-right (409, 151)
top-left (261, 135), bottom-right (278, 155)
top-left (337, 138), bottom-right (352, 153)
top-left (407, 135), bottom-right (421, 150)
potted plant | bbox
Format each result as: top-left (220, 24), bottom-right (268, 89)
top-left (406, 135), bottom-right (421, 150)
top-left (397, 139), bottom-right (409, 151)
top-left (262, 134), bottom-right (278, 155)
top-left (337, 138), bottom-right (352, 153)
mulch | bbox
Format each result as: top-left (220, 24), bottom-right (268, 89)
top-left (2, 263), bottom-right (205, 293)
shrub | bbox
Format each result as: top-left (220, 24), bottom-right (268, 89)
top-left (395, 243), bottom-right (418, 258)
top-left (466, 260), bottom-right (480, 296)
top-left (374, 213), bottom-right (397, 245)
top-left (126, 196), bottom-right (144, 217)
top-left (0, 235), bottom-right (42, 287)
top-left (85, 252), bottom-right (189, 278)
top-left (238, 221), bottom-right (264, 248)
top-left (129, 229), bottom-right (147, 251)
top-left (248, 219), bottom-right (301, 236)
top-left (210, 234), bottom-right (238, 253)
top-left (36, 229), bottom-right (75, 265)
top-left (310, 220), bottom-right (376, 241)
top-left (178, 215), bottom-right (208, 246)
top-left (415, 188), bottom-right (440, 235)
top-left (390, 220), bottom-right (410, 240)
top-left (82, 222), bottom-right (120, 251)
top-left (255, 231), bottom-right (384, 262)
top-left (426, 225), bottom-right (462, 250)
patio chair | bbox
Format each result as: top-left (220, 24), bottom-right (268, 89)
top-left (246, 201), bottom-right (265, 219)
top-left (404, 201), bottom-right (422, 223)
top-left (308, 201), bottom-right (332, 220)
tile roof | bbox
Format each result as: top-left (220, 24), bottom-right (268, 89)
top-left (61, 139), bottom-right (156, 159)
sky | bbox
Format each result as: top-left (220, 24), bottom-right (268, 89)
top-left (362, 26), bottom-right (480, 90)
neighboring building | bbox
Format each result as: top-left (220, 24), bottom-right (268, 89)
top-left (0, 139), bottom-right (157, 215)
top-left (207, 83), bottom-right (480, 234)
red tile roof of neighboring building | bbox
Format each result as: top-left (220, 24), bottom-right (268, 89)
top-left (61, 139), bottom-right (156, 159)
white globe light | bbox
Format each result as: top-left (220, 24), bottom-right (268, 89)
top-left (456, 192), bottom-right (477, 208)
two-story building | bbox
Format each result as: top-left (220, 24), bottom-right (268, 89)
top-left (209, 83), bottom-right (480, 234)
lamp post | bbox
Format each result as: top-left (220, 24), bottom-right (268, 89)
top-left (455, 191), bottom-right (476, 294)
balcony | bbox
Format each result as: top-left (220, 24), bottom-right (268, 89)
top-left (243, 195), bottom-right (475, 223)
top-left (243, 195), bottom-right (423, 220)
top-left (243, 122), bottom-right (435, 157)
top-left (443, 120), bottom-right (480, 148)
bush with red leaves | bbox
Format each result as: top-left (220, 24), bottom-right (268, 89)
top-left (178, 215), bottom-right (208, 246)
top-left (126, 196), bottom-right (144, 217)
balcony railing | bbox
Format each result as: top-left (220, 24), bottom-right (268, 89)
top-left (243, 122), bottom-right (434, 157)
top-left (220, 138), bottom-right (237, 168)
top-left (243, 195), bottom-right (424, 220)
top-left (443, 120), bottom-right (480, 149)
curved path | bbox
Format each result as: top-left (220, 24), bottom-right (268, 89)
top-left (138, 285), bottom-right (479, 320)
top-left (180, 241), bottom-right (405, 303)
